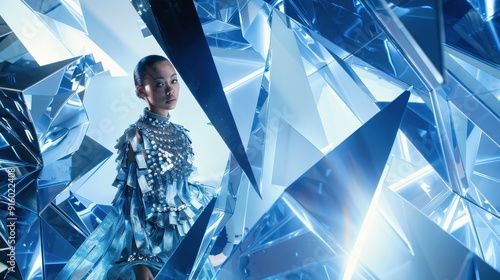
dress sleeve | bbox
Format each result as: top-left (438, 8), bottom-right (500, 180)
top-left (110, 125), bottom-right (160, 262)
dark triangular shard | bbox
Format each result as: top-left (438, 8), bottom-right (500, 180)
top-left (156, 197), bottom-right (216, 279)
top-left (286, 90), bottom-right (410, 249)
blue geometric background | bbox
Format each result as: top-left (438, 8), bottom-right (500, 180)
top-left (0, 0), bottom-right (499, 279)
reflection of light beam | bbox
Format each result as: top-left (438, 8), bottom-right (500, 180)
top-left (27, 241), bottom-right (43, 279)
top-left (223, 67), bottom-right (264, 93)
top-left (388, 165), bottom-right (433, 192)
top-left (485, 1), bottom-right (496, 20)
top-left (343, 182), bottom-right (383, 280)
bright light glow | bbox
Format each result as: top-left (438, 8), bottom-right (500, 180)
top-left (389, 165), bottom-right (433, 192)
top-left (343, 182), bottom-right (384, 280)
top-left (441, 195), bottom-right (460, 231)
top-left (223, 67), bottom-right (264, 93)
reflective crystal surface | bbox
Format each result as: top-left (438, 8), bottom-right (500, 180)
top-left (0, 0), bottom-right (499, 279)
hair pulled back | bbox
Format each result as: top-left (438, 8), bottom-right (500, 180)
top-left (133, 55), bottom-right (170, 99)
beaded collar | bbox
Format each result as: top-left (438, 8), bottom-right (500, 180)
top-left (139, 108), bottom-right (171, 129)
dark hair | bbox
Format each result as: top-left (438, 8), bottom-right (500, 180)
top-left (133, 55), bottom-right (170, 99)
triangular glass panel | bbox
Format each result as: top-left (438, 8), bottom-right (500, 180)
top-left (286, 91), bottom-right (409, 250)
top-left (40, 218), bottom-right (77, 279)
top-left (39, 203), bottom-right (87, 250)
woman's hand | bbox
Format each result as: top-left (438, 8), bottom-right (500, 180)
top-left (133, 264), bottom-right (154, 280)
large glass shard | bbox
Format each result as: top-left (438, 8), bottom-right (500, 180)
top-left (130, 0), bottom-right (259, 194)
top-left (212, 48), bottom-right (265, 149)
top-left (286, 90), bottom-right (410, 249)
top-left (265, 9), bottom-right (328, 162)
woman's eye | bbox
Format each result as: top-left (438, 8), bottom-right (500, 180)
top-left (171, 79), bottom-right (178, 84)
top-left (155, 82), bottom-right (165, 88)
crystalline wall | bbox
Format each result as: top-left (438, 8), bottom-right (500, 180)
top-left (0, 0), bottom-right (499, 279)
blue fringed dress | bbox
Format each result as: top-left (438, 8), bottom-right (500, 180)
top-left (57, 108), bottom-right (214, 280)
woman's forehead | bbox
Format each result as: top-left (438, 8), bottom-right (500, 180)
top-left (145, 61), bottom-right (176, 77)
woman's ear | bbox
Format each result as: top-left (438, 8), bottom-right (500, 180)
top-left (136, 85), bottom-right (146, 98)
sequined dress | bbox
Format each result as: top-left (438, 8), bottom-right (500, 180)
top-left (57, 108), bottom-right (213, 280)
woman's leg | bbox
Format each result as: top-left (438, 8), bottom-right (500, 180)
top-left (133, 265), bottom-right (154, 280)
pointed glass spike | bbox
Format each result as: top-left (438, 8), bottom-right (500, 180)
top-left (16, 218), bottom-right (43, 280)
top-left (286, 90), bottom-right (410, 250)
top-left (190, 209), bottom-right (227, 279)
top-left (267, 10), bottom-right (328, 151)
top-left (156, 198), bottom-right (216, 279)
top-left (23, 0), bottom-right (88, 34)
top-left (132, 0), bottom-right (259, 195)
top-left (40, 218), bottom-right (77, 279)
top-left (194, 1), bottom-right (217, 20)
top-left (213, 48), bottom-right (265, 148)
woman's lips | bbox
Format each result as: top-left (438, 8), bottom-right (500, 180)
top-left (166, 99), bottom-right (176, 103)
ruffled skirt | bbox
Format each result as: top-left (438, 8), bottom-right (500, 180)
top-left (56, 182), bottom-right (213, 280)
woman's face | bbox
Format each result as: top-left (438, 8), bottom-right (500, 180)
top-left (137, 60), bottom-right (180, 116)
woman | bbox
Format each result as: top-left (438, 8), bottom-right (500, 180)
top-left (57, 55), bottom-right (213, 280)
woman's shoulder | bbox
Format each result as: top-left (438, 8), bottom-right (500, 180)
top-left (114, 123), bottom-right (142, 150)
